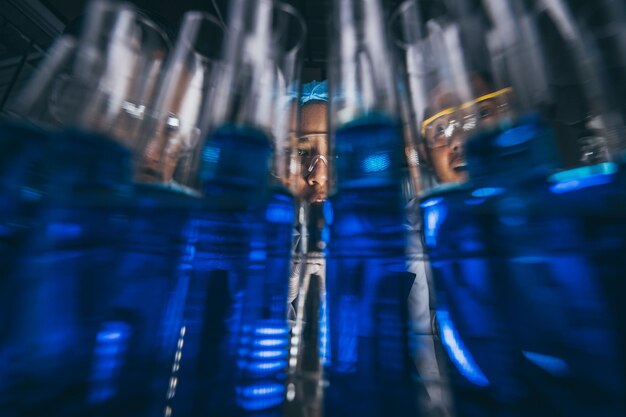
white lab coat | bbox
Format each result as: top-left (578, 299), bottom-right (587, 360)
top-left (405, 197), bottom-right (454, 417)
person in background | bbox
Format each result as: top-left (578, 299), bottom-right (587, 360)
top-left (418, 72), bottom-right (511, 184)
top-left (407, 73), bottom-right (513, 417)
top-left (287, 80), bottom-right (329, 315)
top-left (285, 80), bottom-right (329, 417)
top-left (295, 81), bottom-right (329, 204)
top-left (289, 80), bottom-right (450, 417)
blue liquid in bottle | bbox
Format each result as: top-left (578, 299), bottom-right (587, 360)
top-left (475, 115), bottom-right (626, 416)
top-left (496, 165), bottom-right (626, 417)
top-left (421, 115), bottom-right (565, 417)
top-left (87, 183), bottom-right (200, 417)
top-left (325, 115), bottom-right (419, 417)
top-left (2, 128), bottom-right (133, 417)
top-left (421, 185), bottom-right (522, 417)
top-left (423, 113), bottom-right (626, 416)
top-left (0, 122), bottom-right (49, 347)
top-left (0, 122), bottom-right (50, 284)
top-left (161, 124), bottom-right (294, 417)
top-left (0, 121), bottom-right (52, 413)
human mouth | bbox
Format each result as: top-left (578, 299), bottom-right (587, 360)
top-left (452, 161), bottom-right (467, 172)
top-left (308, 191), bottom-right (327, 202)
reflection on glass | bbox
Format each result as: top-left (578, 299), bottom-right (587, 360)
top-left (324, 0), bottom-right (420, 416)
top-left (138, 12), bottom-right (223, 189)
top-left (394, 0), bottom-right (626, 415)
top-left (0, 4), bottom-right (172, 417)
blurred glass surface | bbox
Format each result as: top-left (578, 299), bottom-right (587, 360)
top-left (154, 1), bottom-right (305, 416)
top-left (4, 0), bottom-right (626, 416)
top-left (393, 0), bottom-right (626, 415)
top-left (137, 11), bottom-right (224, 190)
top-left (324, 0), bottom-right (424, 416)
top-left (0, 1), bottom-right (171, 415)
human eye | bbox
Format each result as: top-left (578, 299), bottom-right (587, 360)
top-left (433, 120), bottom-right (446, 136)
top-left (478, 104), bottom-right (493, 119)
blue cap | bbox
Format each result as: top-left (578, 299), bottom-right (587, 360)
top-left (300, 80), bottom-right (329, 105)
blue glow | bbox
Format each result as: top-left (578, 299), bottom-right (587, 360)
top-left (97, 331), bottom-right (122, 342)
top-left (89, 321), bottom-right (131, 404)
top-left (251, 349), bottom-right (285, 359)
top-left (460, 238), bottom-right (483, 252)
top-left (202, 145), bottom-right (221, 164)
top-left (420, 197), bottom-right (443, 208)
top-left (246, 361), bottom-right (286, 373)
top-left (549, 174), bottom-right (613, 194)
top-left (437, 310), bottom-right (490, 387)
top-left (549, 162), bottom-right (616, 194)
top-left (255, 326), bottom-right (289, 336)
top-left (249, 249), bottom-right (266, 261)
top-left (496, 123), bottom-right (536, 147)
top-left (323, 200), bottom-right (334, 225)
top-left (238, 325), bottom-right (289, 375)
top-left (237, 382), bottom-right (285, 411)
top-left (266, 203), bottom-right (294, 223)
top-left (523, 351), bottom-right (569, 377)
top-left (240, 384), bottom-right (283, 397)
top-left (319, 298), bottom-right (329, 365)
top-left (465, 198), bottom-right (486, 206)
top-left (254, 338), bottom-right (288, 347)
top-left (361, 153), bottom-right (390, 173)
top-left (424, 204), bottom-right (447, 248)
top-left (471, 187), bottom-right (505, 198)
top-left (548, 162), bottom-right (617, 183)
top-left (338, 214), bottom-right (362, 236)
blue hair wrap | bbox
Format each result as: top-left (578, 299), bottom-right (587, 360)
top-left (300, 80), bottom-right (329, 104)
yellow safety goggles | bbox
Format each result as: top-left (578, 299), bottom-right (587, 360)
top-left (421, 87), bottom-right (512, 137)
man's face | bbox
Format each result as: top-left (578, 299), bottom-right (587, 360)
top-left (421, 89), bottom-right (469, 183)
top-left (421, 77), bottom-right (511, 184)
top-left (296, 101), bottom-right (328, 203)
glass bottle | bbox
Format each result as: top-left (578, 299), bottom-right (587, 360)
top-left (394, 0), bottom-right (626, 415)
top-left (324, 0), bottom-right (421, 416)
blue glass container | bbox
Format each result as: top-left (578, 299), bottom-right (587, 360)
top-left (325, 115), bottom-right (419, 417)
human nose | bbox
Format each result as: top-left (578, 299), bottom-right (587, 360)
top-left (306, 155), bottom-right (328, 186)
top-left (445, 120), bottom-right (466, 151)
top-left (448, 128), bottom-right (464, 152)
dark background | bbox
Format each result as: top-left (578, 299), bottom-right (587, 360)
top-left (0, 0), bottom-right (404, 114)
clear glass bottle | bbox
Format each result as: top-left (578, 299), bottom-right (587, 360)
top-left (1, 2), bottom-right (170, 416)
top-left (394, 0), bottom-right (626, 415)
top-left (87, 12), bottom-right (224, 417)
top-left (158, 2), bottom-right (306, 416)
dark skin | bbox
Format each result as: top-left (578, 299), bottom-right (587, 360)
top-left (419, 87), bottom-right (468, 183)
top-left (419, 74), bottom-right (509, 183)
top-left (296, 101), bottom-right (328, 203)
